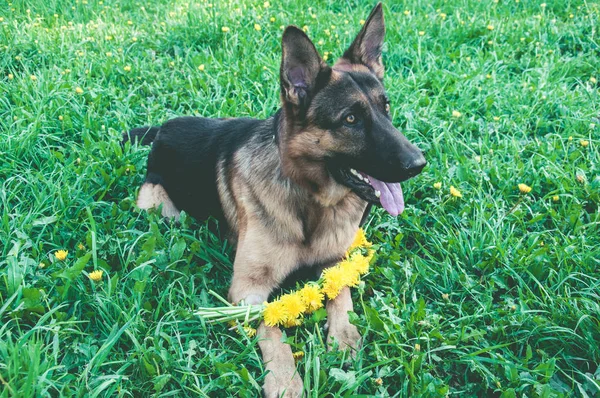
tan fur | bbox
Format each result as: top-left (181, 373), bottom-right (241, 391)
top-left (136, 183), bottom-right (180, 219)
top-left (226, 150), bottom-right (366, 303)
top-left (326, 286), bottom-right (361, 353)
top-left (258, 323), bottom-right (303, 397)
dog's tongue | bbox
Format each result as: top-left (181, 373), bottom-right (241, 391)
top-left (365, 174), bottom-right (405, 216)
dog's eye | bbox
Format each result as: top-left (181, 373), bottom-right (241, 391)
top-left (344, 114), bottom-right (357, 125)
top-left (385, 103), bottom-right (390, 114)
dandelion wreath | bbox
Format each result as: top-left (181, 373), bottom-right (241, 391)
top-left (195, 229), bottom-right (374, 333)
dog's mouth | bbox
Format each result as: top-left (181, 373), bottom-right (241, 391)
top-left (334, 168), bottom-right (405, 216)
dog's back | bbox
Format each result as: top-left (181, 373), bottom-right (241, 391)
top-left (130, 116), bottom-right (268, 223)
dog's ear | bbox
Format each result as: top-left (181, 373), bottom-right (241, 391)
top-left (341, 3), bottom-right (385, 79)
top-left (280, 26), bottom-right (329, 110)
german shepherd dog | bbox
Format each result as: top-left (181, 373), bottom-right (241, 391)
top-left (126, 3), bottom-right (425, 396)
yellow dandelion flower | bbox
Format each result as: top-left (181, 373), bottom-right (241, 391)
top-left (39, 262), bottom-right (46, 269)
top-left (433, 182), bottom-right (442, 190)
top-left (8, 73), bottom-right (14, 80)
top-left (282, 317), bottom-right (303, 328)
top-left (487, 24), bottom-right (494, 30)
top-left (263, 300), bottom-right (286, 327)
top-left (403, 10), bottom-right (410, 16)
top-left (493, 116), bottom-right (500, 121)
top-left (263, 1), bottom-right (270, 7)
top-left (279, 293), bottom-right (306, 320)
top-left (414, 343), bottom-right (421, 352)
top-left (221, 26), bottom-right (230, 32)
top-left (254, 23), bottom-right (261, 31)
top-left (348, 228), bottom-right (372, 252)
top-left (302, 25), bottom-right (308, 32)
top-left (568, 136), bottom-right (573, 141)
top-left (105, 35), bottom-right (113, 41)
top-left (55, 250), bottom-right (68, 261)
top-left (580, 140), bottom-right (589, 147)
top-left (198, 64), bottom-right (205, 71)
top-left (321, 266), bottom-right (346, 299)
top-left (359, 19), bottom-right (365, 25)
top-left (442, 293), bottom-right (449, 300)
top-left (88, 269), bottom-right (103, 282)
top-left (590, 77), bottom-right (597, 84)
top-left (344, 269), bottom-right (361, 287)
top-left (132, 37), bottom-right (138, 42)
top-left (452, 110), bottom-right (462, 118)
top-left (298, 284), bottom-right (323, 313)
top-left (75, 87), bottom-right (83, 94)
top-left (374, 377), bottom-right (383, 385)
top-left (576, 173), bottom-right (585, 183)
top-left (552, 195), bottom-right (559, 202)
top-left (242, 325), bottom-right (256, 337)
top-left (418, 31), bottom-right (425, 36)
top-left (450, 186), bottom-right (462, 198)
top-left (78, 243), bottom-right (85, 250)
top-left (270, 17), bottom-right (275, 22)
top-left (339, 258), bottom-right (361, 284)
top-left (347, 251), bottom-right (372, 275)
top-left (518, 183), bottom-right (532, 194)
top-left (124, 65), bottom-right (131, 72)
top-left (30, 75), bottom-right (37, 81)
top-left (292, 351), bottom-right (304, 362)
top-left (127, 20), bottom-right (133, 25)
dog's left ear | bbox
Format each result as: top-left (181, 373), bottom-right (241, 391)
top-left (341, 3), bottom-right (385, 79)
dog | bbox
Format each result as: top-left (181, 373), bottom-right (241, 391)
top-left (125, 3), bottom-right (426, 396)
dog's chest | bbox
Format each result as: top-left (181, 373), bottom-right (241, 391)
top-left (298, 195), bottom-right (367, 265)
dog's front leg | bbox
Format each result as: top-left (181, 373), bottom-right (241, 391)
top-left (229, 274), bottom-right (303, 397)
top-left (228, 239), bottom-right (303, 397)
top-left (257, 322), bottom-right (303, 398)
top-left (325, 286), bottom-right (361, 355)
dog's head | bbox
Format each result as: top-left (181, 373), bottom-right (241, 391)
top-left (279, 3), bottom-right (426, 216)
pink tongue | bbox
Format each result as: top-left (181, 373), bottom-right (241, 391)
top-left (364, 174), bottom-right (405, 216)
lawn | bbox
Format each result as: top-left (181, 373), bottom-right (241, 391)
top-left (1, 0), bottom-right (599, 396)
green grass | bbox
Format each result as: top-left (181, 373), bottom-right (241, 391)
top-left (1, 0), bottom-right (599, 396)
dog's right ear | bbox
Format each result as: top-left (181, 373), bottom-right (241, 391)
top-left (280, 26), bottom-right (329, 110)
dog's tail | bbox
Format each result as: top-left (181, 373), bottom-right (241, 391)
top-left (122, 126), bottom-right (160, 146)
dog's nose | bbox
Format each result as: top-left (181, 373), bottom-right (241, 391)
top-left (405, 153), bottom-right (427, 176)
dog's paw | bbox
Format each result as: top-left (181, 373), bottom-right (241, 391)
top-left (263, 370), bottom-right (303, 398)
top-left (327, 321), bottom-right (361, 356)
